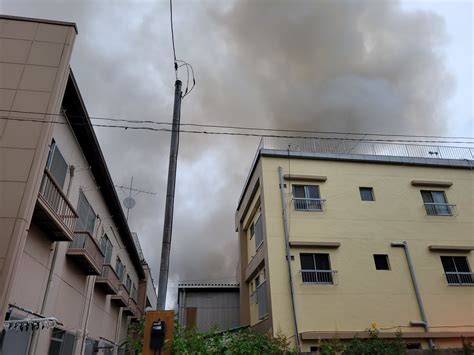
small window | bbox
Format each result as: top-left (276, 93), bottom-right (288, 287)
top-left (46, 141), bottom-right (68, 189)
top-left (406, 343), bottom-right (421, 350)
top-left (300, 253), bottom-right (333, 284)
top-left (310, 346), bottom-right (320, 353)
top-left (48, 329), bottom-right (75, 355)
top-left (76, 191), bottom-right (96, 235)
top-left (254, 215), bottom-right (263, 251)
top-left (374, 254), bottom-right (390, 270)
top-left (293, 185), bottom-right (322, 211)
top-left (441, 256), bottom-right (473, 285)
top-left (421, 190), bottom-right (451, 215)
top-left (359, 187), bottom-right (374, 201)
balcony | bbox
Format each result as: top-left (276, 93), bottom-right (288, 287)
top-left (445, 272), bottom-right (474, 286)
top-left (293, 197), bottom-right (326, 211)
top-left (96, 264), bottom-right (121, 295)
top-left (423, 203), bottom-right (456, 216)
top-left (33, 169), bottom-right (78, 241)
top-left (66, 232), bottom-right (104, 275)
top-left (111, 284), bottom-right (129, 307)
top-left (301, 270), bottom-right (338, 284)
top-left (125, 298), bottom-right (143, 319)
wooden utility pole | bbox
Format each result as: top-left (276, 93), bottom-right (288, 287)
top-left (157, 80), bottom-right (182, 310)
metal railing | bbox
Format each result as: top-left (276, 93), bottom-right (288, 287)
top-left (445, 272), bottom-right (474, 285)
top-left (293, 197), bottom-right (326, 211)
top-left (69, 231), bottom-right (104, 272)
top-left (259, 136), bottom-right (474, 161)
top-left (256, 280), bottom-right (268, 319)
top-left (423, 203), bottom-right (456, 216)
top-left (301, 270), bottom-right (337, 284)
top-left (98, 264), bottom-right (121, 291)
top-left (38, 169), bottom-right (78, 232)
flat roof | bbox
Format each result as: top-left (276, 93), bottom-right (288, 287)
top-left (0, 14), bottom-right (78, 34)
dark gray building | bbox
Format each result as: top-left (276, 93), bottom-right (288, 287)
top-left (177, 283), bottom-right (240, 332)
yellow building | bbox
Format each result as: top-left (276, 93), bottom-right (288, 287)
top-left (235, 137), bottom-right (474, 352)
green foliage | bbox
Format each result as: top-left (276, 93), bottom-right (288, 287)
top-left (127, 318), bottom-right (145, 354)
top-left (318, 329), bottom-right (405, 355)
top-left (172, 323), bottom-right (294, 354)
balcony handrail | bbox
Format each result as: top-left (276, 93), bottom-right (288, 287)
top-left (423, 203), bottom-right (456, 207)
top-left (101, 263), bottom-right (120, 279)
top-left (41, 169), bottom-right (78, 216)
top-left (71, 230), bottom-right (105, 256)
top-left (445, 271), bottom-right (474, 285)
top-left (293, 197), bottom-right (326, 202)
top-left (300, 269), bottom-right (337, 284)
top-left (300, 269), bottom-right (337, 273)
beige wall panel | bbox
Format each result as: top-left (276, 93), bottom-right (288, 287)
top-left (0, 147), bottom-right (34, 181)
top-left (35, 23), bottom-right (70, 43)
top-left (0, 218), bottom-right (15, 257)
top-left (19, 65), bottom-right (57, 92)
top-left (0, 88), bottom-right (15, 110)
top-left (0, 19), bottom-right (38, 40)
top-left (0, 120), bottom-right (44, 148)
top-left (11, 89), bottom-right (51, 112)
top-left (0, 38), bottom-right (31, 63)
top-left (27, 41), bottom-right (64, 67)
top-left (0, 181), bottom-right (25, 217)
top-left (0, 62), bottom-right (24, 89)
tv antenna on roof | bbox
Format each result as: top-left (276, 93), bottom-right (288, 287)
top-left (116, 177), bottom-right (156, 221)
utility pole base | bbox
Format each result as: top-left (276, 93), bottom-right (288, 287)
top-left (142, 310), bottom-right (175, 355)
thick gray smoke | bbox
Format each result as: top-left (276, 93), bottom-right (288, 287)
top-left (2, 0), bottom-right (453, 307)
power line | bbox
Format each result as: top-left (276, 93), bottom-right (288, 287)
top-left (1, 115), bottom-right (474, 145)
top-left (4, 110), bottom-right (474, 141)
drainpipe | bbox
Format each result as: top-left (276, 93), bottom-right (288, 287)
top-left (28, 165), bottom-right (77, 355)
top-left (278, 167), bottom-right (301, 352)
top-left (391, 241), bottom-right (434, 350)
top-left (114, 307), bottom-right (123, 354)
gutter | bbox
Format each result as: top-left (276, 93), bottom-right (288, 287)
top-left (391, 241), bottom-right (434, 350)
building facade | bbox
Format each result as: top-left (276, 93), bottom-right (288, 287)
top-left (235, 137), bottom-right (474, 352)
top-left (0, 16), bottom-right (148, 354)
top-left (177, 283), bottom-right (240, 332)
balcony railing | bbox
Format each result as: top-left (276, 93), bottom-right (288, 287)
top-left (66, 231), bottom-right (104, 275)
top-left (111, 284), bottom-right (130, 307)
top-left (96, 264), bottom-right (120, 295)
top-left (301, 270), bottom-right (337, 284)
top-left (424, 203), bottom-right (456, 216)
top-left (34, 169), bottom-right (78, 241)
top-left (445, 272), bottom-right (474, 286)
top-left (293, 197), bottom-right (326, 211)
top-left (126, 298), bottom-right (143, 319)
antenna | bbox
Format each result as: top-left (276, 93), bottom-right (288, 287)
top-left (116, 177), bottom-right (156, 221)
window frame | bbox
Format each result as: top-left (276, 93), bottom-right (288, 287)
top-left (420, 190), bottom-right (452, 216)
top-left (359, 187), bottom-right (375, 201)
top-left (373, 254), bottom-right (390, 271)
top-left (115, 256), bottom-right (124, 282)
top-left (300, 253), bottom-right (334, 284)
top-left (292, 184), bottom-right (323, 211)
top-left (46, 140), bottom-right (68, 190)
top-left (100, 234), bottom-right (113, 264)
top-left (76, 190), bottom-right (97, 235)
top-left (440, 255), bottom-right (473, 285)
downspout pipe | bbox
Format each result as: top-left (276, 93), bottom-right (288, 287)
top-left (278, 167), bottom-right (301, 352)
top-left (391, 241), bottom-right (434, 350)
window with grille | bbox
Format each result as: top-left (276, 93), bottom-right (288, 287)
top-left (359, 187), bottom-right (375, 201)
top-left (373, 254), bottom-right (390, 270)
top-left (300, 253), bottom-right (334, 284)
top-left (100, 235), bottom-right (113, 264)
top-left (421, 191), bottom-right (451, 215)
top-left (293, 185), bottom-right (322, 211)
top-left (441, 256), bottom-right (473, 285)
top-left (76, 191), bottom-right (96, 235)
top-left (48, 329), bottom-right (75, 355)
top-left (254, 215), bottom-right (263, 251)
top-left (46, 141), bottom-right (68, 190)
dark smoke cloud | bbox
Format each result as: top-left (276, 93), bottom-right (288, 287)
top-left (3, 0), bottom-right (454, 307)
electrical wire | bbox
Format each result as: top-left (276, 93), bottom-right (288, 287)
top-left (3, 110), bottom-right (473, 141)
top-left (2, 115), bottom-right (474, 145)
top-left (169, 0), bottom-right (178, 80)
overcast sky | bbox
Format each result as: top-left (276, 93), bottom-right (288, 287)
top-left (2, 0), bottom-right (472, 308)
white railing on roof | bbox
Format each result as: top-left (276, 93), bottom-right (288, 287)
top-left (259, 137), bottom-right (474, 161)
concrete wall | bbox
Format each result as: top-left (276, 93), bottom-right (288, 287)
top-left (239, 155), bottom-right (473, 352)
top-left (0, 16), bottom-right (76, 328)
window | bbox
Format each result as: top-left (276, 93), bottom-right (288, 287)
top-left (125, 274), bottom-right (132, 292)
top-left (441, 256), bottom-right (473, 285)
top-left (310, 346), bottom-right (320, 353)
top-left (421, 190), bottom-right (451, 215)
top-left (115, 257), bottom-right (124, 281)
top-left (249, 223), bottom-right (255, 239)
top-left (46, 140), bottom-right (68, 189)
top-left (373, 254), bottom-right (390, 270)
top-left (100, 235), bottom-right (113, 264)
top-left (254, 215), bottom-right (263, 251)
top-left (76, 191), bottom-right (96, 235)
top-left (406, 343), bottom-right (421, 350)
top-left (48, 329), bottom-right (75, 355)
top-left (300, 253), bottom-right (334, 284)
top-left (131, 283), bottom-right (137, 300)
top-left (293, 185), bottom-right (322, 211)
top-left (359, 187), bottom-right (375, 201)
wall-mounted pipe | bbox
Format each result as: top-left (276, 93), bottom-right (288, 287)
top-left (278, 166), bottom-right (301, 352)
top-left (391, 241), bottom-right (434, 350)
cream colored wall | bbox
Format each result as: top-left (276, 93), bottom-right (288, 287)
top-left (0, 17), bottom-right (76, 327)
top-left (249, 268), bottom-right (266, 326)
top-left (260, 157), bottom-right (473, 350)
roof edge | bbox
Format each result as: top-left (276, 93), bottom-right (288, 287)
top-left (0, 14), bottom-right (78, 34)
